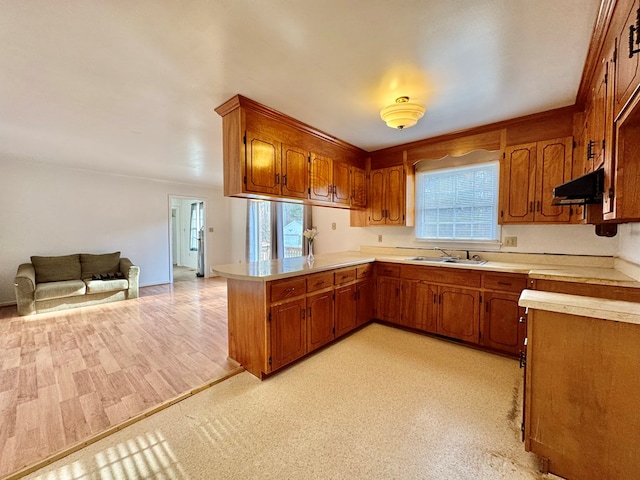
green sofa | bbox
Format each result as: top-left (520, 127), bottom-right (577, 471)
top-left (13, 252), bottom-right (139, 316)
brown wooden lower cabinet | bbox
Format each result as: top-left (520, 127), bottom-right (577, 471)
top-left (376, 275), bottom-right (401, 323)
top-left (377, 265), bottom-right (527, 356)
top-left (480, 292), bottom-right (526, 356)
top-left (437, 286), bottom-right (480, 343)
top-left (524, 307), bottom-right (640, 480)
top-left (335, 283), bottom-right (356, 337)
top-left (307, 289), bottom-right (334, 352)
top-left (270, 298), bottom-right (306, 371)
top-left (227, 263), bottom-right (375, 378)
top-left (400, 279), bottom-right (437, 333)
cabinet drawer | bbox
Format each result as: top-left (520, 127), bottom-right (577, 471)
top-left (436, 268), bottom-right (481, 288)
top-left (270, 277), bottom-right (306, 302)
top-left (307, 271), bottom-right (334, 292)
top-left (334, 267), bottom-right (356, 285)
top-left (356, 264), bottom-right (372, 279)
top-left (375, 263), bottom-right (400, 277)
top-left (483, 273), bottom-right (527, 293)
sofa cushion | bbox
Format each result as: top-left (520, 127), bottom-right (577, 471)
top-left (31, 254), bottom-right (81, 283)
top-left (84, 278), bottom-right (128, 294)
top-left (80, 252), bottom-right (121, 279)
top-left (35, 280), bottom-right (86, 301)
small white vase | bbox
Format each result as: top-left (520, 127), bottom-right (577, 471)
top-left (307, 241), bottom-right (314, 262)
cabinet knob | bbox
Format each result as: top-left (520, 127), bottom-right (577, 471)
top-left (519, 316), bottom-right (526, 323)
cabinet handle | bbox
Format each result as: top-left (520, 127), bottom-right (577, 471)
top-left (497, 281), bottom-right (511, 286)
top-left (519, 316), bottom-right (526, 324)
top-left (282, 174), bottom-right (287, 186)
top-left (629, 8), bottom-right (640, 58)
top-left (315, 280), bottom-right (326, 287)
top-left (587, 139), bottom-right (595, 159)
top-left (536, 200), bottom-right (540, 212)
top-left (275, 173), bottom-right (280, 185)
top-left (485, 302), bottom-right (489, 313)
top-left (301, 308), bottom-right (305, 320)
top-left (519, 351), bottom-right (527, 369)
top-left (328, 184), bottom-right (333, 194)
top-left (529, 201), bottom-right (533, 213)
top-left (308, 307), bottom-right (312, 319)
top-left (433, 294), bottom-right (437, 304)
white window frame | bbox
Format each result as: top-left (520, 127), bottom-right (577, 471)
top-left (414, 151), bottom-right (500, 246)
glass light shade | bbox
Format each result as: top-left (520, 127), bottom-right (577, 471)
top-left (380, 97), bottom-right (425, 130)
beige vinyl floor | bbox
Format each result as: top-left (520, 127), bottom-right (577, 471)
top-left (24, 323), bottom-right (555, 480)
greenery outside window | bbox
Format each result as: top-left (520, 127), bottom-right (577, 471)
top-left (415, 155), bottom-right (499, 243)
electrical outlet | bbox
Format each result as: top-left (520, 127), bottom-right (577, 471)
top-left (331, 222), bottom-right (336, 230)
top-left (504, 236), bottom-right (518, 247)
top-left (378, 234), bottom-right (383, 243)
top-left (208, 227), bottom-right (214, 233)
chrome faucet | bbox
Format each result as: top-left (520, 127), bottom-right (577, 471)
top-left (433, 247), bottom-right (458, 259)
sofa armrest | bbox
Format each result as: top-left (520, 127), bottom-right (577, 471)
top-left (14, 263), bottom-right (36, 316)
top-left (120, 257), bottom-right (140, 299)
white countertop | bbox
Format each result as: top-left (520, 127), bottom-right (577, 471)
top-left (214, 250), bottom-right (640, 287)
top-left (212, 251), bottom-right (375, 281)
top-left (519, 289), bottom-right (640, 325)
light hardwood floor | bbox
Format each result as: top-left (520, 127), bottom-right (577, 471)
top-left (0, 277), bottom-right (240, 479)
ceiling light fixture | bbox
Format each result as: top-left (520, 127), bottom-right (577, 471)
top-left (380, 96), bottom-right (425, 130)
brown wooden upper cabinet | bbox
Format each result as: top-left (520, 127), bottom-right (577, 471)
top-left (369, 165), bottom-right (406, 225)
top-left (309, 154), bottom-right (352, 206)
top-left (245, 131), bottom-right (308, 199)
top-left (614, 0), bottom-right (640, 118)
top-left (215, 95), bottom-right (367, 208)
top-left (500, 136), bottom-right (573, 224)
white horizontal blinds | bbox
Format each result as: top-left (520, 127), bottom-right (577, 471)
top-left (416, 161), bottom-right (499, 241)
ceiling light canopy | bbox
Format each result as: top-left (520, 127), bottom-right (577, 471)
top-left (380, 96), bottom-right (425, 130)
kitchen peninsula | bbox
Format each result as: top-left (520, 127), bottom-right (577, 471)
top-left (213, 248), bottom-right (640, 379)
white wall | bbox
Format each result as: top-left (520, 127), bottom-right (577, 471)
top-left (0, 159), bottom-right (231, 305)
top-left (311, 207), bottom-right (620, 256)
top-left (617, 223), bottom-right (640, 263)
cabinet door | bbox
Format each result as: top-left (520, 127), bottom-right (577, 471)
top-left (376, 276), bottom-right (400, 323)
top-left (501, 143), bottom-right (536, 223)
top-left (270, 298), bottom-right (306, 371)
top-left (245, 130), bottom-right (281, 195)
top-left (309, 153), bottom-right (333, 202)
top-left (351, 167), bottom-right (367, 207)
top-left (481, 292), bottom-right (526, 356)
top-left (615, 0), bottom-right (640, 116)
top-left (281, 144), bottom-right (308, 199)
top-left (368, 169), bottom-right (386, 225)
top-left (335, 284), bottom-right (356, 337)
top-left (437, 286), bottom-right (480, 343)
top-left (307, 290), bottom-right (334, 352)
top-left (401, 279), bottom-right (437, 333)
top-left (332, 161), bottom-right (351, 205)
top-left (355, 279), bottom-right (373, 326)
top-left (385, 166), bottom-right (405, 225)
top-left (535, 137), bottom-right (572, 223)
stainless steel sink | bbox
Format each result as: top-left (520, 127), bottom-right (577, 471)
top-left (442, 258), bottom-right (487, 265)
top-left (405, 256), bottom-right (486, 265)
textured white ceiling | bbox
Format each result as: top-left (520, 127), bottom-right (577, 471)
top-left (0, 0), bottom-right (601, 186)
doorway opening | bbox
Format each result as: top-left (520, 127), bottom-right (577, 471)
top-left (169, 196), bottom-right (206, 283)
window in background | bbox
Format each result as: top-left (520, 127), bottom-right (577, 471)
top-left (247, 201), bottom-right (311, 262)
top-left (415, 159), bottom-right (499, 242)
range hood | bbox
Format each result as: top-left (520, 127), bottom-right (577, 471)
top-left (552, 168), bottom-right (604, 206)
